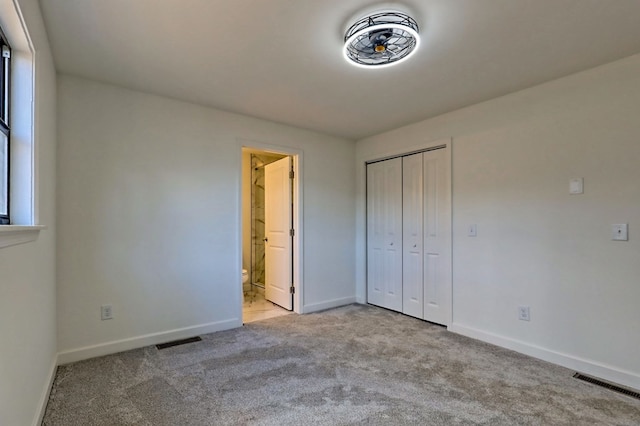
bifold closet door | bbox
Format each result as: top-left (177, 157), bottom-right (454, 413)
top-left (402, 153), bottom-right (423, 318)
top-left (366, 158), bottom-right (403, 312)
top-left (423, 148), bottom-right (451, 325)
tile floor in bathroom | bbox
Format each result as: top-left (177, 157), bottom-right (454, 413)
top-left (243, 288), bottom-right (292, 323)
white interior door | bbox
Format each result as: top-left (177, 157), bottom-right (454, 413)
top-left (423, 148), bottom-right (451, 325)
top-left (402, 153), bottom-right (423, 318)
top-left (264, 156), bottom-right (293, 310)
top-left (367, 158), bottom-right (403, 312)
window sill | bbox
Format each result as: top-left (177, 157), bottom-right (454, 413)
top-left (0, 225), bottom-right (46, 249)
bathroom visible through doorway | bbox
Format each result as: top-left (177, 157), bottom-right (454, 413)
top-left (241, 146), bottom-right (302, 322)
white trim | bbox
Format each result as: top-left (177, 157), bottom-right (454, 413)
top-left (359, 138), bottom-right (453, 166)
top-left (0, 0), bottom-right (32, 52)
top-left (238, 140), bottom-right (304, 314)
top-left (445, 141), bottom-right (453, 326)
top-left (0, 225), bottom-right (44, 248)
top-left (33, 354), bottom-right (57, 426)
top-left (57, 319), bottom-right (240, 365)
top-left (292, 153), bottom-right (303, 313)
top-left (449, 323), bottom-right (640, 391)
top-left (303, 296), bottom-right (357, 313)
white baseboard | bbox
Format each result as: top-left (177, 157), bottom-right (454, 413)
top-left (449, 323), bottom-right (640, 391)
top-left (303, 296), bottom-right (357, 314)
top-left (33, 354), bottom-right (58, 426)
top-left (57, 319), bottom-right (241, 365)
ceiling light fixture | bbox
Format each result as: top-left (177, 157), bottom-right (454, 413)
top-left (343, 11), bottom-right (420, 68)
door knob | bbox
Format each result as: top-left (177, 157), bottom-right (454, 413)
top-left (263, 238), bottom-right (268, 242)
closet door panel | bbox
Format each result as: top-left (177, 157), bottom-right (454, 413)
top-left (367, 163), bottom-right (385, 307)
top-left (402, 153), bottom-right (423, 318)
top-left (367, 158), bottom-right (403, 312)
top-left (423, 148), bottom-right (451, 325)
top-left (424, 253), bottom-right (439, 308)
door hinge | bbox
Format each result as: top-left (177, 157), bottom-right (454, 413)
top-left (290, 286), bottom-right (295, 294)
top-left (289, 170), bottom-right (294, 179)
top-left (289, 229), bottom-right (295, 237)
top-left (2, 46), bottom-right (10, 59)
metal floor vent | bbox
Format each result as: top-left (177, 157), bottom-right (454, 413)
top-left (573, 373), bottom-right (640, 400)
top-left (156, 336), bottom-right (202, 350)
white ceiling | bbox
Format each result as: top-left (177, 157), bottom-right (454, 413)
top-left (39, 0), bottom-right (640, 140)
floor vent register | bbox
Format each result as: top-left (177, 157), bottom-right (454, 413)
top-left (573, 373), bottom-right (640, 400)
top-left (156, 336), bottom-right (202, 350)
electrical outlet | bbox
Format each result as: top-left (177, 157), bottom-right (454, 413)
top-left (101, 304), bottom-right (113, 320)
top-left (611, 224), bottom-right (628, 241)
top-left (518, 306), bottom-right (530, 321)
top-left (569, 178), bottom-right (584, 194)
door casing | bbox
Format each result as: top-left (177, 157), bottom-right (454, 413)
top-left (239, 142), bottom-right (303, 318)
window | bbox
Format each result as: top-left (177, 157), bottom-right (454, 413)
top-left (0, 1), bottom-right (43, 248)
top-left (0, 26), bottom-right (9, 225)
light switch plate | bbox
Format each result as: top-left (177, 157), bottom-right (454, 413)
top-left (518, 306), bottom-right (530, 321)
top-left (569, 178), bottom-right (584, 194)
top-left (468, 224), bottom-right (477, 237)
top-left (101, 304), bottom-right (113, 320)
top-left (612, 224), bottom-right (628, 241)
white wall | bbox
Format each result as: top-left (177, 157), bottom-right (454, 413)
top-left (56, 75), bottom-right (356, 362)
top-left (0, 0), bottom-right (57, 425)
top-left (357, 54), bottom-right (640, 390)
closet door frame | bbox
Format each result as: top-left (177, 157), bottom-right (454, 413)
top-left (364, 138), bottom-right (453, 326)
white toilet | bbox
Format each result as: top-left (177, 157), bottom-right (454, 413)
top-left (242, 269), bottom-right (251, 297)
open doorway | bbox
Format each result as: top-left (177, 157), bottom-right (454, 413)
top-left (241, 147), bottom-right (301, 323)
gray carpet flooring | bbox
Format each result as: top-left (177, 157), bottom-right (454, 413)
top-left (43, 304), bottom-right (640, 425)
